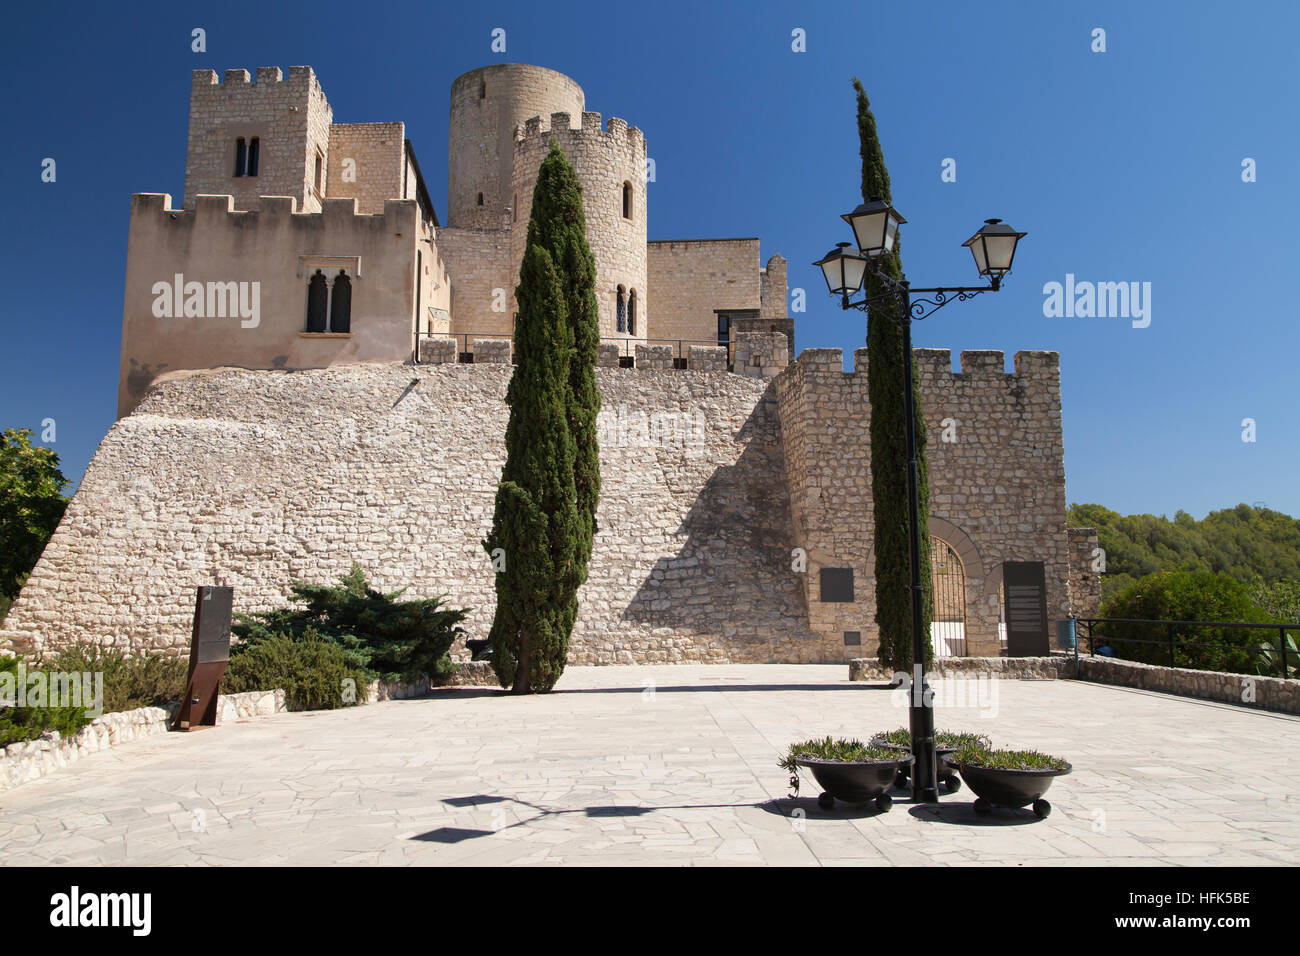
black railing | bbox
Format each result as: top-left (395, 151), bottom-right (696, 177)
top-left (1074, 616), bottom-right (1299, 679)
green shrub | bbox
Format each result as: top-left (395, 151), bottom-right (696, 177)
top-left (952, 745), bottom-right (1069, 771)
top-left (233, 562), bottom-right (468, 683)
top-left (41, 643), bottom-right (187, 714)
top-left (1097, 570), bottom-right (1285, 675)
top-left (0, 656), bottom-right (92, 747)
top-left (778, 736), bottom-right (904, 797)
top-left (873, 727), bottom-right (991, 751)
top-left (224, 628), bottom-right (368, 711)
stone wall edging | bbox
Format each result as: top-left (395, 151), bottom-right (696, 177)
top-left (0, 689), bottom-right (286, 793)
top-left (1076, 656), bottom-right (1300, 714)
top-left (848, 656), bottom-right (1069, 682)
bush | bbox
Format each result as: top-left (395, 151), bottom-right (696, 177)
top-left (233, 562), bottom-right (468, 683)
top-left (952, 745), bottom-right (1069, 771)
top-left (0, 656), bottom-right (92, 747)
top-left (41, 643), bottom-right (187, 715)
top-left (224, 628), bottom-right (368, 711)
top-left (1097, 570), bottom-right (1281, 675)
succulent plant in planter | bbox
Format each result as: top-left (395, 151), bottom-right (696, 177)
top-left (778, 737), bottom-right (912, 812)
top-left (870, 728), bottom-right (992, 793)
top-left (950, 744), bottom-right (1072, 818)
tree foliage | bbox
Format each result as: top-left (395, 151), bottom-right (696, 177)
top-left (0, 428), bottom-right (69, 615)
top-left (1097, 570), bottom-right (1288, 676)
top-left (231, 562), bottom-right (467, 683)
top-left (1068, 502), bottom-right (1300, 601)
top-left (483, 140), bottom-right (600, 694)
top-left (854, 78), bottom-right (933, 672)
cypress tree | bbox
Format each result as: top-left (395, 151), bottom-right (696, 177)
top-left (482, 140), bottom-right (599, 693)
top-left (853, 78), bottom-right (935, 672)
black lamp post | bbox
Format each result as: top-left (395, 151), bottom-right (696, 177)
top-left (814, 201), bottom-right (1025, 803)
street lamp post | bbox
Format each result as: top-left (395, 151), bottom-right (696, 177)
top-left (814, 202), bottom-right (1025, 804)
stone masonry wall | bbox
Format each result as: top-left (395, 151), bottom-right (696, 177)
top-left (1068, 528), bottom-right (1103, 618)
top-left (647, 239), bottom-right (762, 346)
top-left (774, 347), bottom-right (1070, 660)
top-left (2, 364), bottom-right (823, 664)
top-left (326, 123), bottom-right (405, 215)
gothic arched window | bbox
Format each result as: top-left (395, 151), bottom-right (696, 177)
top-left (306, 270), bottom-right (329, 332)
top-left (329, 271), bottom-right (352, 333)
top-left (616, 286), bottom-right (626, 333)
top-left (247, 137), bottom-right (260, 177)
top-left (234, 138), bottom-right (247, 177)
top-left (628, 289), bottom-right (637, 336)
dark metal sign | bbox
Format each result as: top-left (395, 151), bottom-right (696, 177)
top-left (1002, 561), bottom-right (1049, 657)
top-left (174, 586), bottom-right (233, 730)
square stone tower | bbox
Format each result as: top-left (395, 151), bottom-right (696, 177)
top-left (185, 66), bottom-right (334, 213)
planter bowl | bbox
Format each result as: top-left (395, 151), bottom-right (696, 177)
top-left (796, 754), bottom-right (913, 812)
top-left (956, 761), bottom-right (1072, 818)
top-left (869, 738), bottom-right (963, 793)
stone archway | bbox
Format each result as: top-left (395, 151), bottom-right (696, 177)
top-left (929, 536), bottom-right (967, 656)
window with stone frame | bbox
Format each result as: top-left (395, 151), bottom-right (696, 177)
top-left (304, 268), bottom-right (353, 333)
top-left (622, 181), bottom-right (632, 219)
top-left (616, 286), bottom-right (627, 333)
top-left (628, 289), bottom-right (637, 336)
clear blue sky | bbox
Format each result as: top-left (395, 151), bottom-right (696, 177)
top-left (3, 0), bottom-right (1297, 519)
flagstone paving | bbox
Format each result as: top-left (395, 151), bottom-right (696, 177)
top-left (1, 665), bottom-right (1296, 866)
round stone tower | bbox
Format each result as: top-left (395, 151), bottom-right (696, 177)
top-left (510, 111), bottom-right (648, 341)
top-left (447, 64), bottom-right (585, 230)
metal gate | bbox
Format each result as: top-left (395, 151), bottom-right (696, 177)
top-left (930, 538), bottom-right (967, 657)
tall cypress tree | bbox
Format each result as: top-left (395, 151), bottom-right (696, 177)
top-left (853, 78), bottom-right (934, 672)
top-left (482, 141), bottom-right (599, 694)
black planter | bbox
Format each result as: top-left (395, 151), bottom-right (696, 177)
top-left (869, 738), bottom-right (963, 794)
top-left (956, 761), bottom-right (1072, 818)
top-left (796, 755), bottom-right (913, 812)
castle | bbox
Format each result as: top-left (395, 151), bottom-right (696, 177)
top-left (117, 63), bottom-right (792, 418)
top-left (2, 64), bottom-right (1100, 665)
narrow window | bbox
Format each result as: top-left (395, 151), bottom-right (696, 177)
top-left (479, 79), bottom-right (486, 99)
top-left (616, 286), bottom-right (626, 333)
top-left (476, 192), bottom-right (484, 206)
top-left (329, 271), bottom-right (352, 333)
top-left (306, 270), bottom-right (328, 332)
top-left (628, 290), bottom-right (637, 336)
top-left (234, 138), bottom-right (247, 177)
top-left (247, 137), bottom-right (260, 176)
top-left (717, 313), bottom-right (731, 349)
top-left (314, 150), bottom-right (323, 197)
top-left (622, 181), bottom-right (632, 219)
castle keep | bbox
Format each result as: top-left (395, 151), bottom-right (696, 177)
top-left (3, 63), bottom-right (1099, 664)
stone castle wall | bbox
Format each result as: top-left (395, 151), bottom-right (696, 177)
top-left (646, 239), bottom-right (763, 346)
top-left (185, 67), bottom-right (333, 214)
top-left (326, 122), bottom-right (406, 215)
top-left (3, 364), bottom-right (822, 664)
top-left (774, 348), bottom-right (1073, 659)
top-left (117, 192), bottom-right (432, 417)
top-left (1068, 528), bottom-right (1103, 619)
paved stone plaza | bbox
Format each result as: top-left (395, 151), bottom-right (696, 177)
top-left (1, 665), bottom-right (1296, 866)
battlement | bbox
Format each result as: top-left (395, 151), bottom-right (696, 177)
top-left (797, 347), bottom-right (1060, 384)
top-left (192, 65), bottom-right (316, 89)
top-left (516, 111), bottom-right (645, 150)
top-left (132, 192), bottom-right (416, 232)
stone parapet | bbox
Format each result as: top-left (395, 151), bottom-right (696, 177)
top-left (688, 345), bottom-right (728, 372)
top-left (733, 331), bottom-right (789, 378)
top-left (472, 339), bottom-right (513, 363)
top-left (418, 337), bottom-right (457, 364)
top-left (635, 344), bottom-right (674, 370)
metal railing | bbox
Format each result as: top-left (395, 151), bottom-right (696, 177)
top-left (1074, 616), bottom-right (1299, 679)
